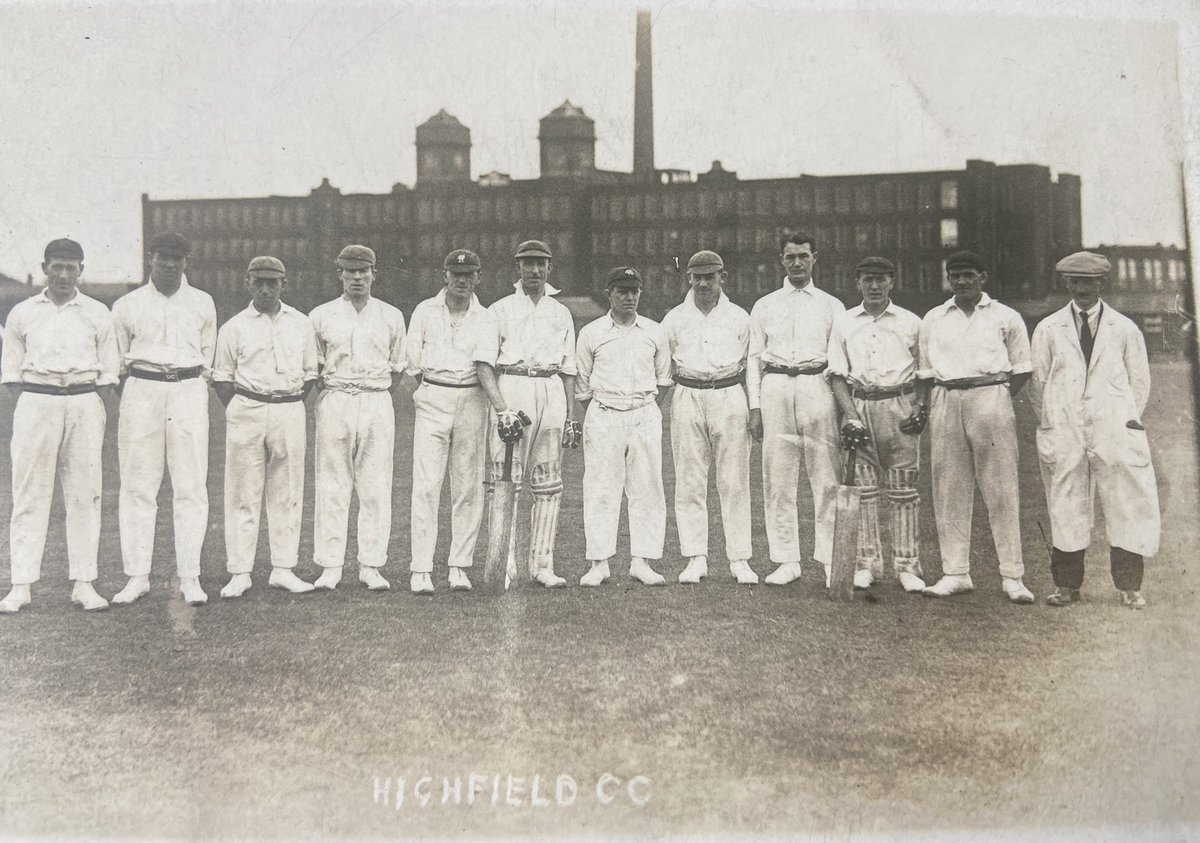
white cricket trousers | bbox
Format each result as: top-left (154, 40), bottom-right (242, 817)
top-left (410, 382), bottom-right (489, 573)
top-left (582, 401), bottom-right (665, 561)
top-left (929, 384), bottom-right (1024, 578)
top-left (118, 377), bottom-right (209, 578)
top-left (223, 395), bottom-right (306, 574)
top-left (314, 389), bottom-right (395, 569)
top-left (670, 384), bottom-right (752, 561)
top-left (10, 391), bottom-right (105, 584)
top-left (759, 372), bottom-right (840, 566)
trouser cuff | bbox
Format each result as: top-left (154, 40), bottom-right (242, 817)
top-left (1051, 547), bottom-right (1086, 589)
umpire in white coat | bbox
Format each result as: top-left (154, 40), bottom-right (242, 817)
top-left (1030, 251), bottom-right (1159, 609)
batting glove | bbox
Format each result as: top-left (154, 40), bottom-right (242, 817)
top-left (840, 420), bottom-right (870, 450)
top-left (562, 419), bottom-right (583, 449)
top-left (497, 411), bottom-right (525, 444)
top-left (899, 406), bottom-right (929, 435)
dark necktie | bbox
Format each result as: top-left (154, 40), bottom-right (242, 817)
top-left (1079, 309), bottom-right (1094, 366)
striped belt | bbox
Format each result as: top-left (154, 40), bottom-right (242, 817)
top-left (21, 382), bottom-right (98, 396)
top-left (423, 376), bottom-right (479, 389)
top-left (764, 362), bottom-right (828, 377)
top-left (852, 383), bottom-right (915, 401)
top-left (674, 372), bottom-right (744, 390)
top-left (128, 366), bottom-right (203, 382)
top-left (935, 375), bottom-right (1010, 391)
top-left (235, 387), bottom-right (305, 404)
top-left (496, 364), bottom-right (560, 378)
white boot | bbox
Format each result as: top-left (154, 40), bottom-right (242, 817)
top-left (729, 560), bottom-right (759, 585)
top-left (923, 574), bottom-right (974, 597)
top-left (580, 559), bottom-right (610, 587)
top-left (629, 557), bottom-right (666, 586)
top-left (410, 572), bottom-right (434, 594)
top-left (268, 567), bottom-right (315, 594)
top-left (358, 567), bottom-right (390, 591)
top-left (179, 577), bottom-right (208, 606)
top-left (113, 575), bottom-right (150, 605)
top-left (1002, 576), bottom-right (1035, 605)
top-left (71, 580), bottom-right (109, 612)
top-left (853, 568), bottom-right (874, 590)
top-left (0, 584), bottom-right (31, 613)
top-left (765, 562), bottom-right (802, 586)
top-left (534, 568), bottom-right (567, 588)
top-left (678, 556), bottom-right (707, 584)
top-left (896, 571), bottom-right (927, 593)
top-left (314, 566), bottom-right (343, 591)
top-left (448, 568), bottom-right (472, 591)
top-left (220, 573), bottom-right (252, 599)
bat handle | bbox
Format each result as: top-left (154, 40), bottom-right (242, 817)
top-left (502, 440), bottom-right (516, 483)
top-left (844, 446), bottom-right (857, 486)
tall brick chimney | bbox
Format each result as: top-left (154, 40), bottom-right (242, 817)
top-left (633, 9), bottom-right (655, 176)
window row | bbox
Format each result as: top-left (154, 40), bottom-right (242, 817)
top-left (151, 203), bottom-right (308, 232)
top-left (415, 195), bottom-right (573, 226)
top-left (592, 179), bottom-right (959, 222)
top-left (1114, 256), bottom-right (1187, 290)
top-left (192, 238), bottom-right (309, 262)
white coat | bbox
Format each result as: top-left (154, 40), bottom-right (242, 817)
top-left (1029, 301), bottom-right (1160, 556)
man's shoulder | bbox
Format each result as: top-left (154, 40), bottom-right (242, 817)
top-left (73, 291), bottom-right (112, 316)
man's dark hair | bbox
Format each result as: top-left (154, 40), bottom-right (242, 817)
top-left (780, 231), bottom-right (817, 252)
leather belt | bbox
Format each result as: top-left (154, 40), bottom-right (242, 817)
top-left (852, 383), bottom-right (915, 401)
top-left (674, 373), bottom-right (744, 390)
top-left (763, 362), bottom-right (828, 377)
top-left (235, 387), bottom-right (305, 404)
top-left (935, 375), bottom-right (1010, 391)
top-left (496, 364), bottom-right (560, 378)
top-left (128, 366), bottom-right (203, 382)
top-left (20, 382), bottom-right (98, 396)
top-left (423, 376), bottom-right (479, 389)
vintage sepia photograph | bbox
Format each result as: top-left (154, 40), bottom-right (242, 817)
top-left (0, 0), bottom-right (1196, 840)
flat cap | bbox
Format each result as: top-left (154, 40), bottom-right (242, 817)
top-left (687, 250), bottom-right (724, 272)
top-left (44, 238), bottom-right (84, 261)
top-left (336, 244), bottom-right (376, 269)
top-left (1055, 251), bottom-right (1111, 277)
top-left (149, 232), bottom-right (190, 257)
top-left (945, 250), bottom-right (985, 272)
top-left (606, 266), bottom-right (643, 288)
top-left (444, 249), bottom-right (481, 271)
top-left (514, 240), bottom-right (553, 259)
top-left (247, 256), bottom-right (286, 277)
top-left (855, 256), bottom-right (896, 275)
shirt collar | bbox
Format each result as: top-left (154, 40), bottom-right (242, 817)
top-left (853, 300), bottom-right (897, 318)
top-left (147, 274), bottom-right (192, 298)
top-left (513, 280), bottom-right (561, 298)
top-left (437, 288), bottom-right (484, 313)
top-left (246, 301), bottom-right (295, 319)
top-left (942, 291), bottom-right (994, 313)
top-left (781, 277), bottom-right (815, 294)
top-left (606, 312), bottom-right (645, 329)
top-left (1071, 299), bottom-right (1102, 319)
top-left (34, 288), bottom-right (82, 307)
top-left (683, 289), bottom-right (728, 314)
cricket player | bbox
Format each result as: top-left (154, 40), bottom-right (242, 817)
top-left (918, 250), bottom-right (1035, 604)
top-left (827, 256), bottom-right (928, 593)
top-left (577, 267), bottom-right (673, 586)
top-left (747, 233), bottom-right (845, 587)
top-left (1031, 251), bottom-right (1159, 609)
top-left (0, 238), bottom-right (118, 613)
top-left (406, 249), bottom-right (490, 593)
top-left (474, 239), bottom-right (580, 589)
top-left (110, 232), bottom-right (215, 607)
top-left (309, 245), bottom-right (405, 592)
top-left (212, 256), bottom-right (319, 598)
top-left (661, 250), bottom-right (756, 585)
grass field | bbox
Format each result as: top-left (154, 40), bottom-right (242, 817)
top-left (0, 360), bottom-right (1197, 841)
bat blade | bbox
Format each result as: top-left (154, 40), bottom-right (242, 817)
top-left (828, 484), bottom-right (861, 602)
top-left (482, 479), bottom-right (518, 595)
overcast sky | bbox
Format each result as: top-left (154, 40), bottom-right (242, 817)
top-left (0, 0), bottom-right (1191, 282)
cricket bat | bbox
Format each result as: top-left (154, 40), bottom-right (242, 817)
top-left (482, 412), bottom-right (531, 595)
top-left (828, 443), bottom-right (860, 602)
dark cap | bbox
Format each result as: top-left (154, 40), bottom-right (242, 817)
top-left (444, 249), bottom-right (481, 272)
top-left (855, 256), bottom-right (896, 275)
top-left (44, 238), bottom-right (84, 262)
top-left (247, 256), bottom-right (286, 278)
top-left (945, 251), bottom-right (985, 272)
top-left (149, 232), bottom-right (190, 257)
top-left (514, 240), bottom-right (553, 259)
top-left (606, 266), bottom-right (643, 288)
top-left (1055, 251), bottom-right (1111, 277)
top-left (687, 250), bottom-right (724, 272)
top-left (337, 244), bottom-right (376, 269)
